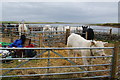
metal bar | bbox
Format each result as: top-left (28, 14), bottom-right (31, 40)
top-left (0, 47), bottom-right (114, 50)
top-left (47, 50), bottom-right (50, 73)
top-left (2, 50), bottom-right (47, 76)
top-left (1, 64), bottom-right (111, 70)
top-left (51, 50), bottom-right (86, 71)
top-left (43, 34), bottom-right (65, 37)
top-left (43, 41), bottom-right (65, 44)
top-left (64, 75), bottom-right (110, 80)
top-left (43, 40), bottom-right (65, 43)
top-left (32, 43), bottom-right (39, 46)
top-left (31, 31), bottom-right (66, 33)
top-left (80, 75), bottom-right (111, 79)
top-left (27, 38), bottom-right (39, 41)
top-left (43, 37), bottom-right (64, 40)
top-left (1, 55), bottom-right (112, 60)
top-left (27, 34), bottom-right (39, 37)
top-left (26, 36), bottom-right (34, 38)
top-left (0, 70), bottom-right (110, 78)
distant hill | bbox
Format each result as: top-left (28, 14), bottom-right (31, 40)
top-left (89, 23), bottom-right (120, 28)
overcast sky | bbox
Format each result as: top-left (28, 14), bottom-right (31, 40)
top-left (1, 2), bottom-right (118, 23)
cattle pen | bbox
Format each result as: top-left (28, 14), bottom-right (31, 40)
top-left (0, 25), bottom-right (120, 80)
top-left (0, 45), bottom-right (120, 80)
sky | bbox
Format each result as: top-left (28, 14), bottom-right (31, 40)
top-left (1, 1), bottom-right (119, 23)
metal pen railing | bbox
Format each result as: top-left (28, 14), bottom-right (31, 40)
top-left (0, 47), bottom-right (117, 79)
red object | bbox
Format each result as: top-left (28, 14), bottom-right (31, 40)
top-left (0, 44), bottom-right (2, 47)
top-left (25, 44), bottom-right (34, 48)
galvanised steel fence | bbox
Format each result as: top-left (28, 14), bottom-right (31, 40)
top-left (1, 26), bottom-right (119, 47)
top-left (117, 45), bottom-right (120, 79)
top-left (0, 45), bottom-right (119, 79)
top-left (0, 25), bottom-right (120, 79)
top-left (0, 26), bottom-right (66, 47)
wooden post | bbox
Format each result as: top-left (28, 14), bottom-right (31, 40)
top-left (109, 29), bottom-right (112, 39)
top-left (111, 42), bottom-right (119, 79)
top-left (39, 33), bottom-right (43, 55)
top-left (65, 29), bottom-right (70, 45)
top-left (109, 29), bottom-right (112, 35)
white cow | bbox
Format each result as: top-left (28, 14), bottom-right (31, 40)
top-left (18, 24), bottom-right (29, 36)
top-left (67, 33), bottom-right (106, 65)
top-left (43, 25), bottom-right (51, 31)
top-left (43, 25), bottom-right (57, 32)
top-left (57, 25), bottom-right (70, 31)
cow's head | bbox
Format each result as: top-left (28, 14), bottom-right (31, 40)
top-left (82, 26), bottom-right (88, 31)
top-left (90, 41), bottom-right (106, 56)
top-left (44, 27), bottom-right (50, 31)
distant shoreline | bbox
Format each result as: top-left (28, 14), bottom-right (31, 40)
top-left (1, 21), bottom-right (80, 24)
top-left (89, 23), bottom-right (120, 28)
top-left (1, 21), bottom-right (120, 28)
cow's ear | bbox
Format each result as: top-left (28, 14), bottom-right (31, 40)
top-left (91, 41), bottom-right (97, 46)
top-left (91, 41), bottom-right (95, 45)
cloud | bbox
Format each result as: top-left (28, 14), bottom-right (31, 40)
top-left (1, 0), bottom-right (120, 2)
top-left (2, 2), bottom-right (118, 23)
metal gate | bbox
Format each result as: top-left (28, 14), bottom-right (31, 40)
top-left (1, 46), bottom-right (119, 79)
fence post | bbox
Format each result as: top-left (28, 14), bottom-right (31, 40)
top-left (111, 42), bottom-right (119, 79)
top-left (109, 29), bottom-right (112, 35)
top-left (65, 29), bottom-right (70, 45)
top-left (109, 29), bottom-right (112, 39)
